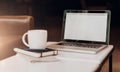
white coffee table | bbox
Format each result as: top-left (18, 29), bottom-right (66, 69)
top-left (0, 43), bottom-right (113, 72)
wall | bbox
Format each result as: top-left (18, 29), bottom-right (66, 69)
top-left (0, 0), bottom-right (31, 15)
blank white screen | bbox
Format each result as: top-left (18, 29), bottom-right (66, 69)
top-left (64, 13), bottom-right (108, 42)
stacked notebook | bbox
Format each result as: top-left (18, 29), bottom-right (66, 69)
top-left (14, 48), bottom-right (58, 62)
top-left (14, 48), bottom-right (58, 57)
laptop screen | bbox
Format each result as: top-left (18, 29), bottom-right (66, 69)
top-left (62, 10), bottom-right (111, 44)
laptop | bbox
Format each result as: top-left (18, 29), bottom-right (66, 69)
top-left (47, 10), bottom-right (111, 54)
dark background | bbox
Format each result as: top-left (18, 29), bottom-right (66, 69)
top-left (32, 0), bottom-right (120, 42)
top-left (0, 0), bottom-right (119, 41)
top-left (32, 0), bottom-right (120, 27)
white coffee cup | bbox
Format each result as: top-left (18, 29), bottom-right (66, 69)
top-left (22, 29), bottom-right (47, 49)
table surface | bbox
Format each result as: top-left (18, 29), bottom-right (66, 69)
top-left (0, 42), bottom-right (113, 72)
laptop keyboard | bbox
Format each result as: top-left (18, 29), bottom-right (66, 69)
top-left (58, 42), bottom-right (102, 48)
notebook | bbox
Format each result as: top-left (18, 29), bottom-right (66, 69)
top-left (47, 10), bottom-right (111, 54)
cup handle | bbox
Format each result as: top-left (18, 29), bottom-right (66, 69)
top-left (22, 32), bottom-right (29, 47)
